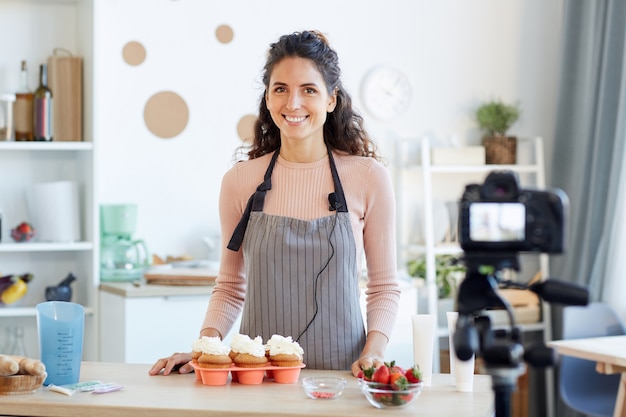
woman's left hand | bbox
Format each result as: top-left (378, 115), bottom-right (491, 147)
top-left (351, 356), bottom-right (384, 377)
top-left (351, 330), bottom-right (387, 376)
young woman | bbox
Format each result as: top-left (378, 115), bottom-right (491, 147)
top-left (150, 30), bottom-right (400, 377)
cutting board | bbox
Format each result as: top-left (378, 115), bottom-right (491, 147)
top-left (144, 268), bottom-right (217, 286)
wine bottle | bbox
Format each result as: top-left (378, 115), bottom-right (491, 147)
top-left (33, 63), bottom-right (53, 141)
top-left (14, 60), bottom-right (34, 141)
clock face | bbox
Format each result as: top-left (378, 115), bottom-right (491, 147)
top-left (361, 66), bottom-right (412, 120)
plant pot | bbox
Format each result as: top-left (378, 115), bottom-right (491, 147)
top-left (482, 136), bottom-right (517, 164)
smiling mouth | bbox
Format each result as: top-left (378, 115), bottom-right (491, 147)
top-left (284, 115), bottom-right (308, 123)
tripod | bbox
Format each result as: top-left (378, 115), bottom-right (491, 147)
top-left (453, 253), bottom-right (589, 417)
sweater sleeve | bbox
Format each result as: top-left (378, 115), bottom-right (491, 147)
top-left (200, 163), bottom-right (248, 338)
top-left (361, 160), bottom-right (401, 341)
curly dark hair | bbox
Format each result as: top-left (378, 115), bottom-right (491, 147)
top-left (245, 30), bottom-right (380, 161)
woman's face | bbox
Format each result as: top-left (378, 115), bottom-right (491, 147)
top-left (266, 57), bottom-right (337, 145)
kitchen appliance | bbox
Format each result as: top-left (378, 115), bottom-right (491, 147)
top-left (100, 204), bottom-right (150, 282)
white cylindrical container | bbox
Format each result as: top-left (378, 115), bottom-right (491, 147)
top-left (446, 311), bottom-right (475, 392)
top-left (26, 181), bottom-right (81, 242)
top-left (411, 314), bottom-right (437, 386)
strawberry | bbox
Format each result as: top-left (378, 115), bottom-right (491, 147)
top-left (392, 392), bottom-right (414, 405)
top-left (372, 364), bottom-right (390, 384)
top-left (373, 392), bottom-right (393, 404)
top-left (359, 365), bottom-right (375, 381)
top-left (386, 360), bottom-right (404, 374)
top-left (405, 364), bottom-right (422, 383)
top-left (390, 374), bottom-right (409, 390)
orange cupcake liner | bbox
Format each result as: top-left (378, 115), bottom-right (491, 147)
top-left (190, 362), bottom-right (305, 386)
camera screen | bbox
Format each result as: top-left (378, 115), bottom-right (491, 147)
top-left (469, 202), bottom-right (525, 242)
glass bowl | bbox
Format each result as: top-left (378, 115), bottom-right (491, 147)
top-left (358, 379), bottom-right (424, 409)
top-left (302, 376), bottom-right (347, 400)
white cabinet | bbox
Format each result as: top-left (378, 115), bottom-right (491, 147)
top-left (0, 0), bottom-right (97, 359)
top-left (99, 283), bottom-right (240, 364)
top-left (395, 136), bottom-right (554, 417)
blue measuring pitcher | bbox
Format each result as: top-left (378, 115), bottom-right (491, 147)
top-left (36, 301), bottom-right (84, 386)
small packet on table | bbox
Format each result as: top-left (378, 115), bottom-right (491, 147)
top-left (48, 380), bottom-right (123, 396)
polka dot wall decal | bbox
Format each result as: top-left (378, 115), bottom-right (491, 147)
top-left (237, 114), bottom-right (257, 143)
top-left (122, 41), bottom-right (146, 66)
top-left (144, 91), bottom-right (189, 139)
top-left (216, 24), bottom-right (234, 44)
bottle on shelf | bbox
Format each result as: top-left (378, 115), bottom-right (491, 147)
top-left (9, 326), bottom-right (27, 356)
top-left (1, 326), bottom-right (13, 353)
top-left (14, 60), bottom-right (34, 141)
top-left (33, 63), bottom-right (53, 142)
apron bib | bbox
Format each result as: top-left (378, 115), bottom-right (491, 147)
top-left (227, 148), bottom-right (365, 370)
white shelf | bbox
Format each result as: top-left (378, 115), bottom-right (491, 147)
top-left (403, 163), bottom-right (540, 174)
top-left (404, 243), bottom-right (464, 256)
top-left (0, 142), bottom-right (92, 151)
top-left (0, 242), bottom-right (93, 252)
top-left (0, 306), bottom-right (94, 318)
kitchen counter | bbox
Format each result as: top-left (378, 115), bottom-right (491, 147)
top-left (99, 281), bottom-right (215, 298)
top-left (0, 362), bottom-right (495, 417)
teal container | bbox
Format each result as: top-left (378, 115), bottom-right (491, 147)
top-left (100, 204), bottom-right (137, 238)
top-left (36, 301), bottom-right (84, 386)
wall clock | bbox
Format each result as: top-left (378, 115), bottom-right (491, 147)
top-left (360, 66), bottom-right (412, 120)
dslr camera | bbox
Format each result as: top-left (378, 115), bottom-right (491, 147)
top-left (458, 170), bottom-right (568, 254)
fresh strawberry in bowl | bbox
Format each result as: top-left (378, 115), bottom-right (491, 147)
top-left (358, 361), bottom-right (424, 409)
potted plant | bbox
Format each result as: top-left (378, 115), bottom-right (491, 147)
top-left (476, 100), bottom-right (521, 164)
top-left (407, 254), bottom-right (466, 325)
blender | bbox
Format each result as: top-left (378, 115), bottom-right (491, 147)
top-left (100, 204), bottom-right (150, 282)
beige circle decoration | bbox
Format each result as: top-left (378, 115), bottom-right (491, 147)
top-left (216, 24), bottom-right (234, 44)
top-left (237, 114), bottom-right (257, 143)
top-left (122, 41), bottom-right (146, 66)
top-left (144, 91), bottom-right (189, 139)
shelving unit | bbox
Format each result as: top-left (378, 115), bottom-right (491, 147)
top-left (394, 136), bottom-right (554, 417)
top-left (0, 0), bottom-right (97, 360)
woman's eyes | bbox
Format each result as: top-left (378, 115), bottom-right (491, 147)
top-left (272, 86), bottom-right (318, 95)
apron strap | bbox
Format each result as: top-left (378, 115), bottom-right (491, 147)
top-left (227, 150), bottom-right (279, 251)
top-left (327, 146), bottom-right (348, 213)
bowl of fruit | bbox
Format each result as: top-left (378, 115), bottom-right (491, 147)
top-left (358, 361), bottom-right (423, 409)
top-left (10, 222), bottom-right (35, 242)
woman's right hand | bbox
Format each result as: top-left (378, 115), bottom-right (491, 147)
top-left (148, 352), bottom-right (193, 376)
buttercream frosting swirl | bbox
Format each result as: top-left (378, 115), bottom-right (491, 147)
top-left (192, 336), bottom-right (230, 355)
top-left (230, 334), bottom-right (265, 357)
top-left (266, 334), bottom-right (304, 358)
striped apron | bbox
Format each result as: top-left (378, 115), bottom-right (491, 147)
top-left (227, 147), bottom-right (366, 370)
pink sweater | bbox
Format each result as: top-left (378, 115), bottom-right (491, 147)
top-left (202, 150), bottom-right (401, 342)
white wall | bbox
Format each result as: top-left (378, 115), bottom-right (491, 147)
top-left (93, 0), bottom-right (563, 261)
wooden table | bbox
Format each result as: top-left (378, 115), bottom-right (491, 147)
top-left (549, 335), bottom-right (626, 417)
top-left (0, 362), bottom-right (495, 417)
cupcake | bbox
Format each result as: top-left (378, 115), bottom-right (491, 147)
top-left (231, 334), bottom-right (269, 368)
top-left (191, 336), bottom-right (210, 363)
top-left (229, 333), bottom-right (251, 361)
top-left (266, 334), bottom-right (304, 367)
top-left (196, 336), bottom-right (233, 369)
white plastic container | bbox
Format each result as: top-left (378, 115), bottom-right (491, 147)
top-left (0, 93), bottom-right (16, 141)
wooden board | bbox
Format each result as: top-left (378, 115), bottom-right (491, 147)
top-left (144, 268), bottom-right (217, 286)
